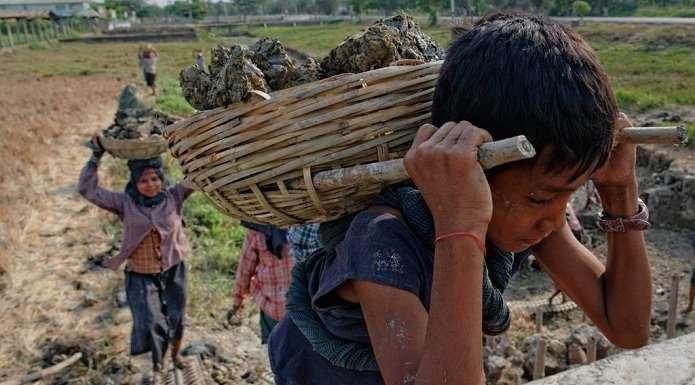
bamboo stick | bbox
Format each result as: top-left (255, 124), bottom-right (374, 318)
top-left (587, 334), bottom-right (597, 363)
top-left (533, 337), bottom-right (546, 380)
top-left (667, 273), bottom-right (680, 339)
top-left (535, 307), bottom-right (543, 333)
top-left (306, 126), bottom-right (685, 191)
top-left (618, 126), bottom-right (687, 144)
top-left (306, 135), bottom-right (535, 190)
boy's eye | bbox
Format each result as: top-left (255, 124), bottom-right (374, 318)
top-left (528, 196), bottom-right (553, 206)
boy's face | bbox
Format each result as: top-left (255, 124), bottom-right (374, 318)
top-left (485, 151), bottom-right (591, 252)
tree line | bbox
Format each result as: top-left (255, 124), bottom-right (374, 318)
top-left (101, 0), bottom-right (695, 21)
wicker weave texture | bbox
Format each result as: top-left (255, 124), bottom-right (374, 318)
top-left (100, 135), bottom-right (168, 160)
top-left (165, 61), bottom-right (443, 226)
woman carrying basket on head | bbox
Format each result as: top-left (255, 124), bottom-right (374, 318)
top-left (78, 134), bottom-right (193, 385)
top-left (138, 44), bottom-right (158, 95)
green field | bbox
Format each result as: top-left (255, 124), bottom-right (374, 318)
top-left (3, 21), bottom-right (692, 118)
top-left (2, 20), bottom-right (692, 323)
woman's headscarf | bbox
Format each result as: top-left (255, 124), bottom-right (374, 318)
top-left (125, 157), bottom-right (167, 207)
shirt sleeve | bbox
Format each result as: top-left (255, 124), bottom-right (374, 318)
top-left (170, 183), bottom-right (195, 207)
top-left (313, 212), bottom-right (431, 307)
top-left (77, 157), bottom-right (125, 216)
top-left (234, 231), bottom-right (260, 302)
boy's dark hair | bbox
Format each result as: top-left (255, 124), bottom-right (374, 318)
top-left (433, 12), bottom-right (617, 177)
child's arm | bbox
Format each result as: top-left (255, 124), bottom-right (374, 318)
top-left (354, 234), bottom-right (485, 385)
top-left (170, 183), bottom-right (195, 206)
top-left (532, 115), bottom-right (650, 348)
top-left (77, 154), bottom-right (125, 216)
top-left (348, 122), bottom-right (490, 385)
top-left (232, 232), bottom-right (260, 314)
top-left (532, 221), bottom-right (649, 348)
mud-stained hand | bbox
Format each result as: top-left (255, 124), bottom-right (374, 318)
top-left (91, 131), bottom-right (104, 151)
top-left (227, 302), bottom-right (243, 325)
top-left (404, 121), bottom-right (493, 236)
top-left (591, 113), bottom-right (638, 190)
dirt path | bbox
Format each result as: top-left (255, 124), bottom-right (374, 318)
top-left (0, 75), bottom-right (692, 384)
top-left (0, 76), bottom-right (128, 381)
top-left (0, 76), bottom-right (272, 384)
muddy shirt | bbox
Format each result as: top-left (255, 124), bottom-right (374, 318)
top-left (268, 211), bottom-right (526, 385)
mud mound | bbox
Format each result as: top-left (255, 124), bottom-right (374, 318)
top-left (179, 13), bottom-right (442, 111)
top-left (181, 45), bottom-right (269, 111)
top-left (102, 85), bottom-right (174, 140)
top-left (321, 13), bottom-right (444, 76)
top-left (180, 40), bottom-right (321, 110)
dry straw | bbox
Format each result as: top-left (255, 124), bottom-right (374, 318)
top-left (165, 61), bottom-right (444, 226)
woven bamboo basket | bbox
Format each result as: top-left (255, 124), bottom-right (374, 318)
top-left (164, 58), bottom-right (688, 227)
top-left (100, 135), bottom-right (169, 160)
top-left (165, 61), bottom-right (443, 226)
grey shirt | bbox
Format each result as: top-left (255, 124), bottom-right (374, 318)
top-left (140, 56), bottom-right (157, 74)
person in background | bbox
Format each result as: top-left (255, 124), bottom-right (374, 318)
top-left (287, 223), bottom-right (321, 263)
top-left (138, 44), bottom-right (158, 95)
top-left (194, 49), bottom-right (205, 72)
top-left (232, 222), bottom-right (295, 344)
top-left (79, 134), bottom-right (193, 385)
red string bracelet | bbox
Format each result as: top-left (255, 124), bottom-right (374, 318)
top-left (434, 231), bottom-right (486, 255)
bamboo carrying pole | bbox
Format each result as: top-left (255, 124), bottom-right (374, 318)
top-left (308, 126), bottom-right (686, 192)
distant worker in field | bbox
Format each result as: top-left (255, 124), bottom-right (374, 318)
top-left (269, 12), bottom-right (653, 385)
top-left (194, 48), bottom-right (205, 72)
top-left (138, 44), bottom-right (158, 95)
top-left (78, 134), bottom-right (193, 385)
top-left (231, 222), bottom-right (294, 344)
